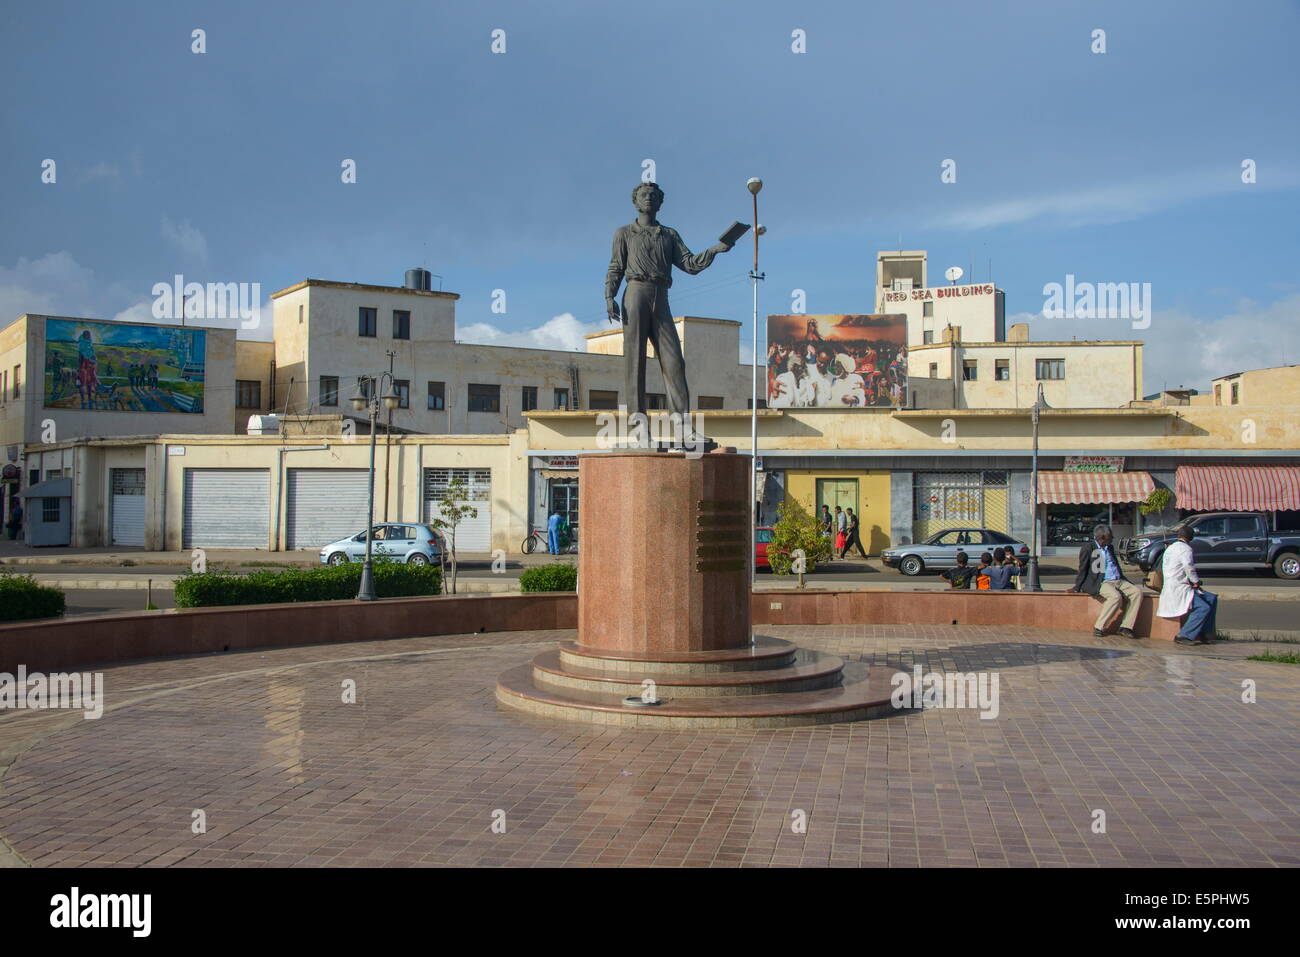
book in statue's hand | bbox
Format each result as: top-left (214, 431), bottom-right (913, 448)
top-left (718, 221), bottom-right (751, 246)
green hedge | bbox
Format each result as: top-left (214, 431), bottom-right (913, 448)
top-left (519, 563), bottom-right (578, 593)
top-left (173, 561), bottom-right (441, 608)
top-left (0, 574), bottom-right (66, 621)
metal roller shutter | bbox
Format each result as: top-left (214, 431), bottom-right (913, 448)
top-left (423, 467), bottom-right (491, 552)
top-left (183, 468), bottom-right (270, 549)
top-left (110, 467), bottom-right (146, 546)
top-left (286, 469), bottom-right (371, 549)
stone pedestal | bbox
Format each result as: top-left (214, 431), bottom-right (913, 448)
top-left (496, 449), bottom-right (899, 729)
top-left (577, 449), bottom-right (750, 654)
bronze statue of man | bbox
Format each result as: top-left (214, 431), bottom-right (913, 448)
top-left (605, 182), bottom-right (734, 415)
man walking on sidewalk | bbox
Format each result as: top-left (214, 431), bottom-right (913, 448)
top-left (843, 507), bottom-right (868, 558)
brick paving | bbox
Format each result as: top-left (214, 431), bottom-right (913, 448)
top-left (0, 626), bottom-right (1297, 867)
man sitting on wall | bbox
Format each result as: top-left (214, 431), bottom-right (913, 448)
top-left (1068, 523), bottom-right (1143, 638)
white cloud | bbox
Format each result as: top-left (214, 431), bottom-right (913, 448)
top-left (0, 252), bottom-right (99, 324)
top-left (929, 166), bottom-right (1300, 231)
top-left (160, 215), bottom-right (209, 265)
top-left (74, 162), bottom-right (121, 186)
top-left (457, 312), bottom-right (605, 352)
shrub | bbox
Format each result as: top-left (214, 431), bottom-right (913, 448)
top-left (0, 574), bottom-right (66, 621)
top-left (519, 562), bottom-right (577, 593)
top-left (767, 499), bottom-right (833, 575)
top-left (173, 560), bottom-right (441, 608)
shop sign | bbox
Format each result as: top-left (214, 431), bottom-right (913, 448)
top-left (542, 455), bottom-right (578, 469)
top-left (1063, 456), bottom-right (1124, 473)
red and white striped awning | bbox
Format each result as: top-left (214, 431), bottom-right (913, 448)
top-left (1175, 465), bottom-right (1300, 512)
top-left (1037, 471), bottom-right (1155, 504)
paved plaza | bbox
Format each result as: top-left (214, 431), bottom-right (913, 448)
top-left (1, 626), bottom-right (1297, 868)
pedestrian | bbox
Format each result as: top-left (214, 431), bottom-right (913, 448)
top-left (986, 547), bottom-right (1015, 590)
top-left (820, 505), bottom-right (833, 540)
top-left (5, 500), bottom-right (23, 541)
top-left (975, 551), bottom-right (995, 589)
top-left (940, 551), bottom-right (976, 589)
top-left (844, 507), bottom-right (868, 558)
top-left (547, 509), bottom-right (563, 555)
top-left (1158, 525), bottom-right (1219, 645)
top-left (834, 506), bottom-right (848, 558)
top-left (1069, 523), bottom-right (1143, 638)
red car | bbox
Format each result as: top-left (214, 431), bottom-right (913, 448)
top-left (755, 526), bottom-right (774, 569)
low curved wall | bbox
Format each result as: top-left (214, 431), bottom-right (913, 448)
top-left (0, 589), bottom-right (1179, 674)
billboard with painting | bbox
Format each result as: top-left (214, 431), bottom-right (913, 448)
top-left (766, 314), bottom-right (907, 408)
top-left (43, 318), bottom-right (206, 413)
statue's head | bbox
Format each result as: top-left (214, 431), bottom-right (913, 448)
top-left (632, 182), bottom-right (664, 214)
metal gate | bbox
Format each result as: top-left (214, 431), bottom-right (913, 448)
top-left (913, 471), bottom-right (1009, 541)
top-left (423, 467), bottom-right (491, 551)
top-left (182, 468), bottom-right (270, 549)
top-left (110, 467), bottom-right (146, 546)
top-left (286, 469), bottom-right (370, 549)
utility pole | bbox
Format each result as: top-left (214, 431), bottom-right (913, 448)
top-left (382, 350), bottom-right (395, 522)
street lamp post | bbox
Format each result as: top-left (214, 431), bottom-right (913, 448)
top-left (351, 373), bottom-right (401, 601)
top-left (1026, 383), bottom-right (1048, 592)
top-left (747, 177), bottom-right (764, 585)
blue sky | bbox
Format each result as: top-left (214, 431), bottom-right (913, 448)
top-left (1, 0), bottom-right (1297, 391)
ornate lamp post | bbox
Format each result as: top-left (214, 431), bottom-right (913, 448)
top-left (1026, 383), bottom-right (1050, 592)
top-left (747, 177), bottom-right (765, 584)
top-left (351, 373), bottom-right (401, 601)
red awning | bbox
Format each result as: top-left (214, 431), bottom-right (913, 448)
top-left (1037, 471), bottom-right (1155, 505)
top-left (1175, 465), bottom-right (1300, 512)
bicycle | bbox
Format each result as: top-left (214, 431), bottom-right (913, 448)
top-left (522, 524), bottom-right (578, 554)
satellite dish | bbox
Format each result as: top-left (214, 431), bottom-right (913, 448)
top-left (945, 266), bottom-right (964, 283)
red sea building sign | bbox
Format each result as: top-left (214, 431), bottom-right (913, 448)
top-left (883, 284), bottom-right (995, 304)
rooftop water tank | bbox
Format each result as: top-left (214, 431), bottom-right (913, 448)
top-left (246, 414), bottom-right (281, 435)
top-left (404, 268), bottom-right (432, 291)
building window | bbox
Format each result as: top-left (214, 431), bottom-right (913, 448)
top-left (962, 360), bottom-right (978, 381)
top-left (358, 307), bottom-right (377, 337)
top-left (929, 363), bottom-right (938, 378)
top-left (427, 381), bottom-right (446, 410)
top-left (298, 304), bottom-right (303, 324)
top-left (646, 393), bottom-right (667, 410)
top-left (320, 375), bottom-right (339, 407)
top-left (554, 388), bottom-right (569, 410)
top-left (393, 310), bottom-right (410, 339)
top-left (1, 370), bottom-right (6, 403)
top-left (468, 383), bottom-right (501, 413)
top-left (1231, 382), bottom-right (1239, 404)
top-left (393, 379), bottom-right (410, 409)
top-left (12, 364), bottom-right (19, 399)
top-left (995, 359), bottom-right (1010, 381)
top-left (521, 386), bottom-right (538, 412)
top-left (588, 389), bottom-right (619, 410)
top-left (922, 330), bottom-right (933, 345)
top-left (236, 380), bottom-right (262, 409)
top-left (42, 498), bottom-right (60, 523)
top-left (1036, 358), bottom-right (1065, 380)
top-left (359, 377), bottom-right (375, 401)
top-left (746, 398), bottom-right (768, 409)
top-left (922, 301), bottom-right (934, 318)
top-left (696, 396), bottom-right (724, 409)
top-left (1213, 384), bottom-right (1222, 405)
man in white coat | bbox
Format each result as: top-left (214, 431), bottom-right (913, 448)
top-left (1158, 525), bottom-right (1218, 645)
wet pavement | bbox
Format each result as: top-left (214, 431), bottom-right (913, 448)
top-left (0, 625), bottom-right (1296, 867)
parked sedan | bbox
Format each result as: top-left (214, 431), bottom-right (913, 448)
top-left (881, 528), bottom-right (1030, 576)
top-left (320, 523), bottom-right (445, 566)
top-left (756, 526), bottom-right (773, 569)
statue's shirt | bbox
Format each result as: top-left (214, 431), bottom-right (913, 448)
top-left (605, 221), bottom-right (719, 300)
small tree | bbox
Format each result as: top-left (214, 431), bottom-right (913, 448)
top-left (767, 499), bottom-right (832, 582)
top-left (428, 476), bottom-right (478, 594)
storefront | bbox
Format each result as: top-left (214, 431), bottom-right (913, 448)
top-left (1036, 459), bottom-right (1155, 555)
top-left (912, 470), bottom-right (1010, 542)
top-left (1175, 464), bottom-right (1300, 529)
top-left (531, 455), bottom-right (580, 535)
top-left (783, 468), bottom-right (892, 553)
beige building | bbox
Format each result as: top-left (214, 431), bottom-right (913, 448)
top-left (876, 250), bottom-right (1006, 346)
top-left (1204, 364), bottom-right (1300, 408)
top-left (269, 273), bottom-right (758, 436)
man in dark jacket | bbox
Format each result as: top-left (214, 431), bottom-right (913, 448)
top-left (1068, 523), bottom-right (1142, 638)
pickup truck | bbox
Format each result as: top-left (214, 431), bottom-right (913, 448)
top-left (1120, 512), bottom-right (1300, 579)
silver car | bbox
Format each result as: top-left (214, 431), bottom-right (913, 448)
top-left (319, 523), bottom-right (445, 566)
top-left (882, 528), bottom-right (1030, 576)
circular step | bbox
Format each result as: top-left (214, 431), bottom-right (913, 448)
top-left (532, 648), bottom-right (845, 697)
top-left (558, 635), bottom-right (798, 675)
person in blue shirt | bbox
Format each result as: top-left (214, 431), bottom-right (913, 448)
top-left (547, 510), bottom-right (563, 555)
top-left (986, 547), bottom-right (1015, 590)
